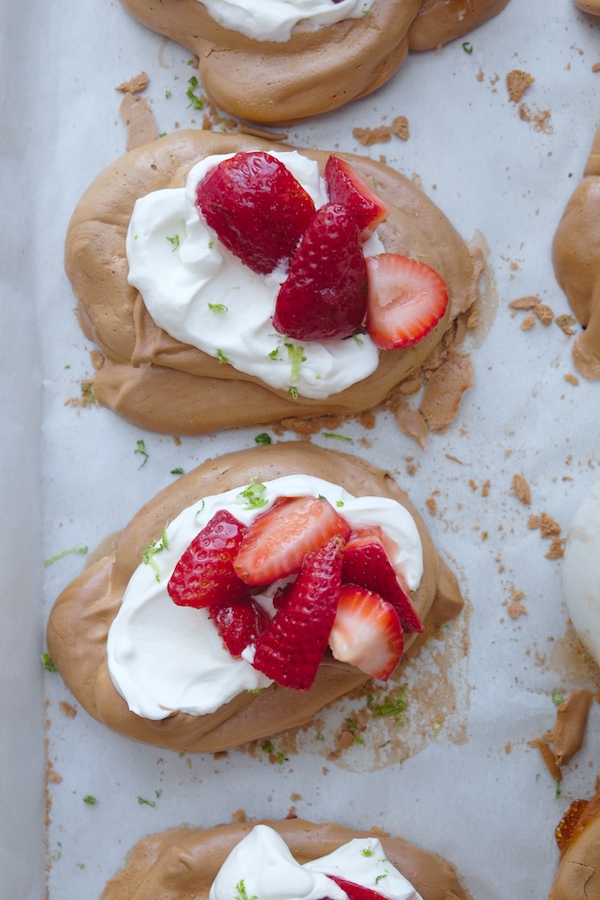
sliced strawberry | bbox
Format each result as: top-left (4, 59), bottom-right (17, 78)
top-left (234, 495), bottom-right (352, 586)
top-left (365, 254), bottom-right (448, 349)
top-left (324, 156), bottom-right (389, 240)
top-left (327, 876), bottom-right (387, 900)
top-left (167, 510), bottom-right (251, 609)
top-left (251, 535), bottom-right (345, 690)
top-left (196, 151), bottom-right (315, 275)
top-left (342, 529), bottom-right (423, 633)
top-left (272, 202), bottom-right (367, 341)
top-left (328, 584), bottom-right (404, 681)
top-left (209, 598), bottom-right (270, 657)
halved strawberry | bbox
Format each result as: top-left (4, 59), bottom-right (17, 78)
top-left (251, 535), bottom-right (345, 690)
top-left (342, 529), bottom-right (423, 633)
top-left (272, 202), bottom-right (367, 341)
top-left (324, 156), bottom-right (389, 240)
top-left (328, 584), bottom-right (404, 681)
top-left (167, 510), bottom-right (251, 609)
top-left (209, 598), bottom-right (270, 657)
top-left (327, 876), bottom-right (387, 900)
top-left (196, 151), bottom-right (315, 275)
top-left (365, 254), bottom-right (448, 349)
top-left (234, 495), bottom-right (352, 586)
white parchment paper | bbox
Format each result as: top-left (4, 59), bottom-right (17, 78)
top-left (2, 2), bottom-right (599, 898)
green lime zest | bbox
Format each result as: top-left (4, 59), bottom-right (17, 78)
top-left (238, 478), bottom-right (268, 510)
top-left (141, 526), bottom-right (170, 582)
top-left (44, 546), bottom-right (88, 566)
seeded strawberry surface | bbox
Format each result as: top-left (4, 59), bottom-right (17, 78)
top-left (327, 876), bottom-right (388, 900)
top-left (252, 535), bottom-right (345, 691)
top-left (209, 599), bottom-right (270, 657)
top-left (324, 155), bottom-right (389, 240)
top-left (272, 202), bottom-right (367, 341)
top-left (167, 510), bottom-right (251, 609)
top-left (196, 151), bottom-right (316, 275)
top-left (342, 529), bottom-right (423, 633)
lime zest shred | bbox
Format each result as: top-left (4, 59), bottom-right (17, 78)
top-left (44, 546), bottom-right (88, 566)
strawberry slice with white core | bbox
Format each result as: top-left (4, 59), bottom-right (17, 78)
top-left (272, 202), bottom-right (367, 341)
top-left (342, 529), bottom-right (423, 633)
top-left (234, 495), bottom-right (352, 586)
top-left (329, 584), bottom-right (404, 681)
top-left (196, 151), bottom-right (316, 275)
top-left (324, 156), bottom-right (389, 240)
top-left (167, 510), bottom-right (252, 609)
top-left (209, 598), bottom-right (270, 658)
top-left (327, 876), bottom-right (388, 900)
top-left (251, 535), bottom-right (345, 691)
top-left (365, 254), bottom-right (448, 350)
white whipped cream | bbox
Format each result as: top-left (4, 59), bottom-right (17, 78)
top-left (198, 0), bottom-right (375, 43)
top-left (562, 478), bottom-right (600, 666)
top-left (126, 150), bottom-right (382, 400)
top-left (107, 474), bottom-right (423, 720)
top-left (210, 825), bottom-right (422, 900)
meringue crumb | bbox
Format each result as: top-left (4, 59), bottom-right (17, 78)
top-left (509, 295), bottom-right (540, 313)
top-left (521, 315), bottom-right (536, 330)
top-left (391, 116), bottom-right (409, 141)
top-left (507, 601), bottom-right (527, 618)
top-left (534, 304), bottom-right (554, 325)
top-left (506, 69), bottom-right (535, 103)
top-left (352, 125), bottom-right (392, 146)
top-left (512, 474), bottom-right (531, 505)
top-left (564, 373), bottom-right (579, 386)
top-left (58, 701), bottom-right (77, 718)
top-left (115, 71), bottom-right (150, 94)
top-left (231, 809), bottom-right (248, 823)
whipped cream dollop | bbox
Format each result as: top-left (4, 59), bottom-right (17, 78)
top-left (107, 474), bottom-right (423, 720)
top-left (198, 0), bottom-right (375, 43)
top-left (562, 478), bottom-right (600, 666)
top-left (126, 150), bottom-right (382, 400)
top-left (210, 825), bottom-right (423, 900)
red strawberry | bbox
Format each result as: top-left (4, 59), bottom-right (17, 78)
top-left (342, 529), bottom-right (423, 633)
top-left (167, 510), bottom-right (251, 609)
top-left (209, 598), bottom-right (270, 657)
top-left (196, 151), bottom-right (315, 275)
top-left (251, 535), bottom-right (345, 690)
top-left (327, 877), bottom-right (387, 900)
top-left (234, 495), bottom-right (352, 585)
top-left (328, 584), bottom-right (404, 680)
top-left (365, 254), bottom-right (448, 349)
top-left (272, 202), bottom-right (367, 341)
top-left (324, 156), bottom-right (389, 240)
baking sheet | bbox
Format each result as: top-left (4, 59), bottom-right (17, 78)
top-left (3, 1), bottom-right (600, 897)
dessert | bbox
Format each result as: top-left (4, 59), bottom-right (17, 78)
top-left (67, 130), bottom-right (483, 435)
top-left (46, 442), bottom-right (464, 753)
top-left (548, 789), bottom-right (600, 898)
top-left (100, 818), bottom-right (471, 899)
top-left (552, 124), bottom-right (600, 380)
top-left (562, 478), bottom-right (600, 667)
top-left (119, 0), bottom-right (511, 125)
top-left (574, 0), bottom-right (600, 13)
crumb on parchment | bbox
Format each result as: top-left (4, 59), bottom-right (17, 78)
top-left (115, 71), bottom-right (150, 94)
top-left (506, 69), bottom-right (535, 103)
top-left (512, 474), bottom-right (531, 506)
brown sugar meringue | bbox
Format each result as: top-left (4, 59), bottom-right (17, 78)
top-left (548, 789), bottom-right (600, 898)
top-left (552, 124), bottom-right (600, 380)
top-left (100, 818), bottom-right (471, 900)
top-left (119, 0), bottom-right (510, 125)
top-left (574, 0), bottom-right (600, 13)
top-left (66, 130), bottom-right (483, 436)
top-left (46, 442), bottom-right (464, 754)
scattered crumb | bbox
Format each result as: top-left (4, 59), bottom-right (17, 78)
top-left (593, 62), bottom-right (600, 73)
top-left (546, 537), bottom-right (566, 560)
top-left (506, 69), bottom-right (535, 103)
top-left (518, 104), bottom-right (552, 134)
top-left (392, 399), bottom-right (428, 449)
top-left (391, 115), bottom-right (410, 141)
top-left (541, 512), bottom-right (561, 538)
top-left (505, 741), bottom-right (512, 754)
top-left (212, 750), bottom-right (228, 760)
top-left (564, 373), bottom-right (579, 386)
top-left (231, 809), bottom-right (248, 824)
top-left (115, 71), bottom-right (150, 94)
top-left (534, 304), bottom-right (554, 326)
top-left (521, 315), bottom-right (536, 331)
top-left (507, 601), bottom-right (527, 618)
top-left (529, 690), bottom-right (595, 779)
top-left (509, 295), bottom-right (540, 313)
top-left (352, 125), bottom-right (392, 146)
top-left (58, 701), bottom-right (77, 719)
top-left (512, 474), bottom-right (531, 506)
top-left (426, 496), bottom-right (438, 516)
top-left (290, 792), bottom-right (301, 802)
top-left (556, 314), bottom-right (578, 336)
top-left (482, 480), bottom-right (491, 498)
